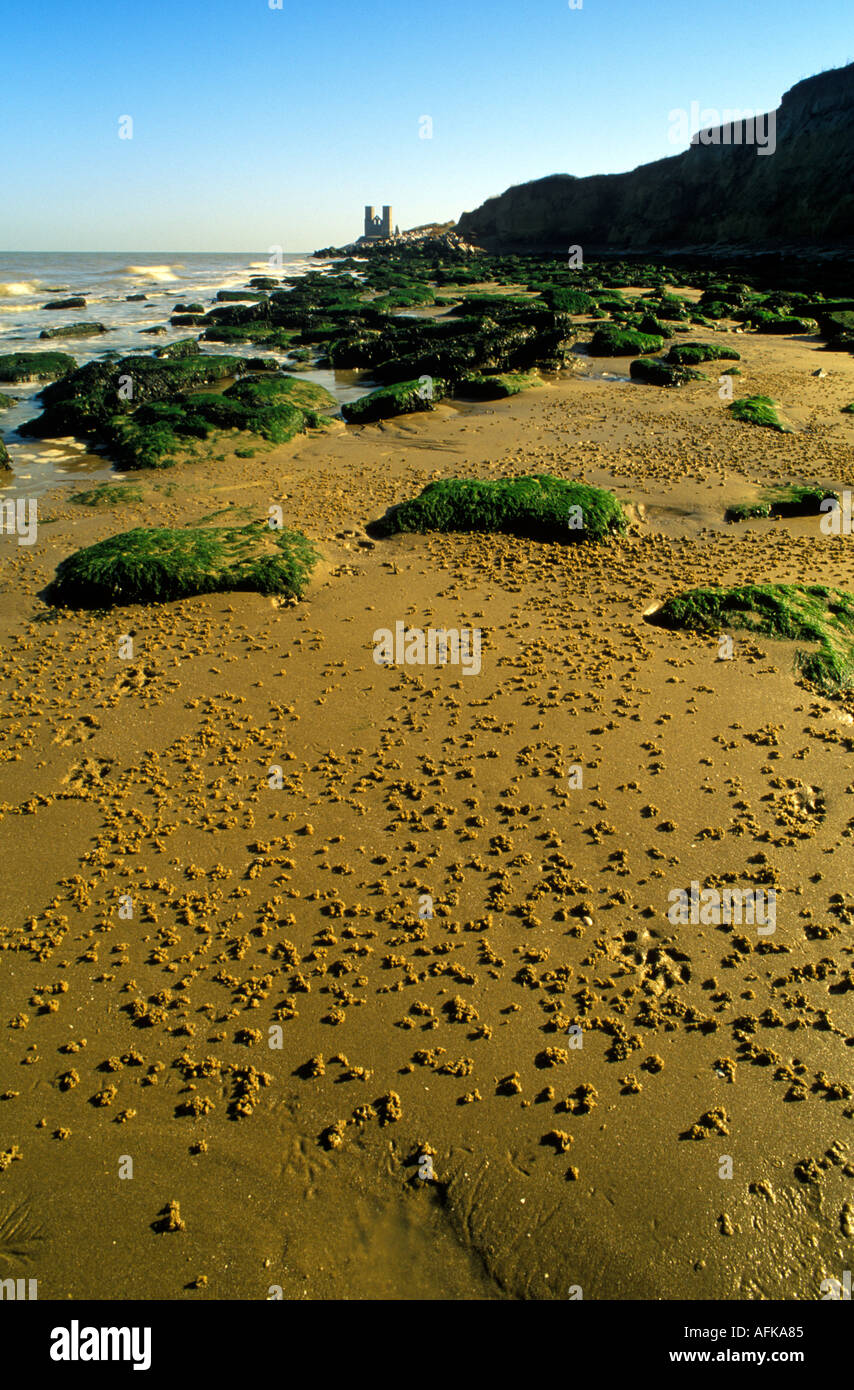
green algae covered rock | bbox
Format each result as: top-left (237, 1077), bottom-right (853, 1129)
top-left (107, 374), bottom-right (335, 469)
top-left (153, 338), bottom-right (201, 359)
top-left (374, 286), bottom-right (436, 310)
top-left (215, 290), bottom-right (268, 303)
top-left (48, 521), bottom-right (318, 607)
top-left (742, 309), bottom-right (818, 334)
top-left (201, 324), bottom-right (299, 348)
top-left (227, 374), bottom-right (336, 417)
top-left (725, 484), bottom-right (838, 522)
top-left (342, 377), bottom-right (447, 424)
top-left (646, 583), bottom-right (854, 695)
top-left (0, 351), bottom-right (77, 383)
top-left (457, 371), bottom-right (540, 399)
top-left (665, 342), bottom-right (741, 366)
top-left (630, 358), bottom-right (705, 387)
top-left (543, 288), bottom-right (595, 314)
top-left (22, 351), bottom-right (255, 438)
top-left (368, 474), bottom-right (627, 543)
top-left (40, 322), bottom-right (108, 339)
top-left (22, 349), bottom-right (332, 468)
top-left (729, 395), bottom-right (793, 433)
top-left (590, 326), bottom-right (664, 356)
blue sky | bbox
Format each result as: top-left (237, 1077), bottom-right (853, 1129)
top-left (1, 0), bottom-right (851, 251)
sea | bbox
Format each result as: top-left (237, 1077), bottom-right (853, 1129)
top-left (0, 251), bottom-right (369, 497)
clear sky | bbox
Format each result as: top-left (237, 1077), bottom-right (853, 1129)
top-left (1, 0), bottom-right (851, 251)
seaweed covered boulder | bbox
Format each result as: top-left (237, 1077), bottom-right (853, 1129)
top-left (107, 374), bottom-right (336, 469)
top-left (40, 322), bottom-right (108, 339)
top-left (342, 378), bottom-right (447, 424)
top-left (542, 288), bottom-right (595, 314)
top-left (368, 475), bottom-right (627, 543)
top-left (741, 309), bottom-right (818, 334)
top-left (633, 313), bottom-right (673, 339)
top-left (42, 296), bottom-right (86, 310)
top-left (0, 439), bottom-right (11, 471)
top-left (152, 338), bottom-right (201, 360)
top-left (665, 342), bottom-right (741, 366)
top-left (21, 350), bottom-right (260, 439)
top-left (728, 395), bottom-right (793, 433)
top-left (725, 484), bottom-right (838, 522)
top-left (216, 290), bottom-right (268, 303)
top-left (590, 326), bottom-right (663, 357)
top-left (645, 583), bottom-right (854, 694)
top-left (373, 285), bottom-right (436, 310)
top-left (647, 293), bottom-right (690, 322)
top-left (457, 371), bottom-right (540, 398)
top-left (630, 358), bottom-right (704, 387)
top-left (0, 351), bottom-right (77, 383)
top-left (48, 520), bottom-right (318, 608)
top-left (817, 309), bottom-right (854, 352)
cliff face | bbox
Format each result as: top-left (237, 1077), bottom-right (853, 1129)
top-left (456, 64), bottom-right (854, 253)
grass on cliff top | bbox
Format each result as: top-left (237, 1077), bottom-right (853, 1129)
top-left (48, 521), bottom-right (318, 608)
top-left (729, 395), bottom-right (793, 433)
top-left (647, 583), bottom-right (854, 695)
top-left (725, 484), bottom-right (838, 522)
top-left (368, 475), bottom-right (627, 543)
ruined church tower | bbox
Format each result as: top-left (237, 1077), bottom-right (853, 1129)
top-left (363, 205), bottom-right (393, 240)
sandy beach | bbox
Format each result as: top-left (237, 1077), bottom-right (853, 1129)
top-left (1, 305), bottom-right (852, 1301)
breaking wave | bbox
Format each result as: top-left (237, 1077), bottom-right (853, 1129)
top-left (0, 281), bottom-right (40, 297)
top-left (122, 265), bottom-right (180, 283)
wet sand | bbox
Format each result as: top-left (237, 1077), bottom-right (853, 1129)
top-left (1, 318), bottom-right (853, 1300)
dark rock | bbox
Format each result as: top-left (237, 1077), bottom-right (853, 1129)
top-left (153, 338), bottom-right (201, 359)
top-left (215, 290), bottom-right (268, 303)
top-left (630, 357), bottom-right (705, 386)
top-left (40, 323), bottom-right (108, 339)
top-left (42, 296), bottom-right (87, 310)
top-left (342, 378), bottom-right (447, 423)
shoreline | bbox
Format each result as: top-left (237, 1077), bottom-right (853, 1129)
top-left (1, 259), bottom-right (853, 1299)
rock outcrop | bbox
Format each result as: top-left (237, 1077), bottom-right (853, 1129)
top-left (457, 63), bottom-right (854, 253)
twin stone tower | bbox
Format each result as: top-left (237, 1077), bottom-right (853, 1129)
top-left (362, 205), bottom-right (396, 241)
